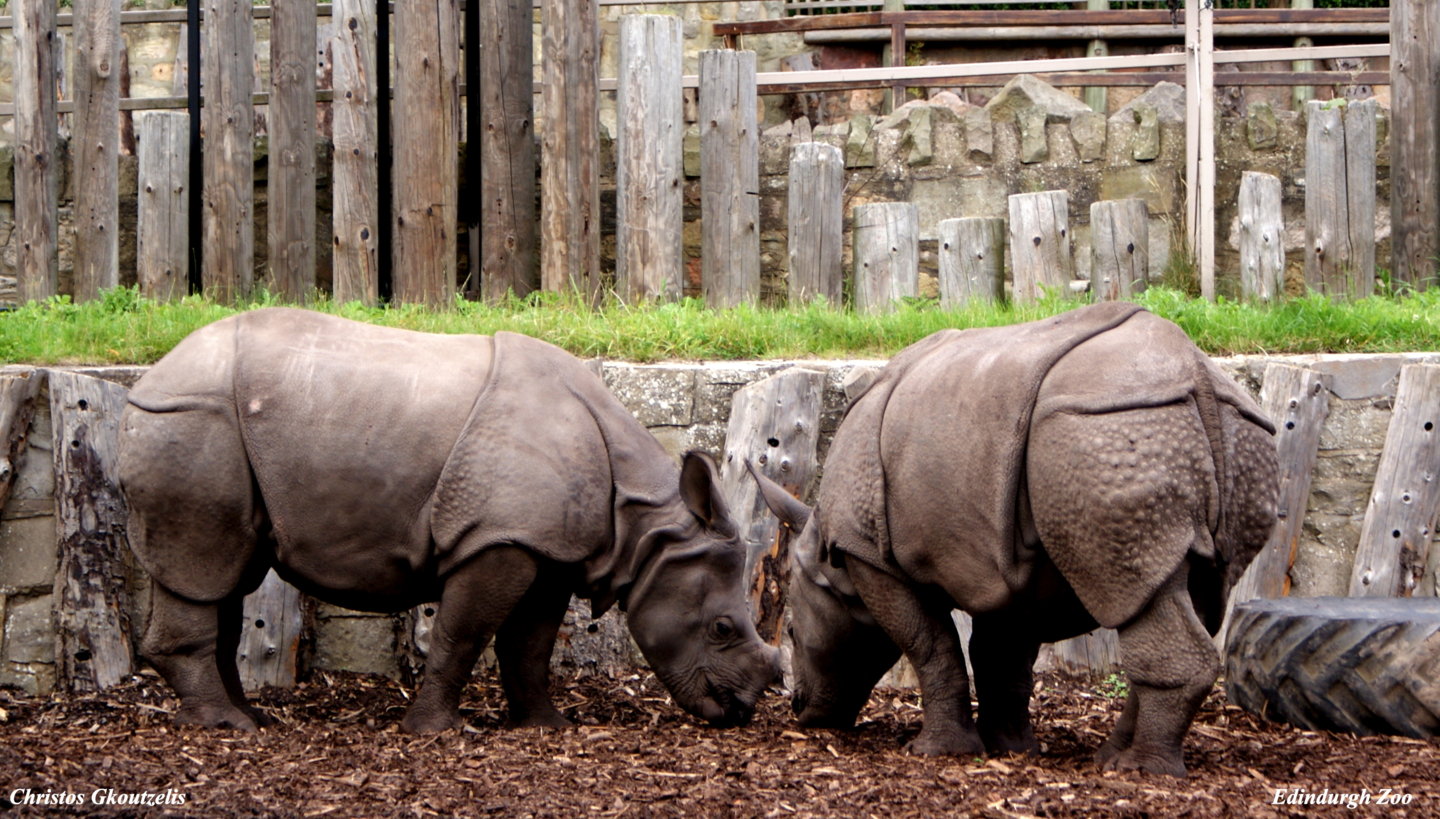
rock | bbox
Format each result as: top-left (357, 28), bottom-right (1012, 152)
top-left (1247, 101), bottom-right (1279, 151)
top-left (1070, 111), bottom-right (1106, 163)
top-left (1110, 81), bottom-right (1187, 126)
top-left (984, 75), bottom-right (1092, 125)
top-left (1130, 103), bottom-right (1161, 161)
top-left (846, 114), bottom-right (876, 168)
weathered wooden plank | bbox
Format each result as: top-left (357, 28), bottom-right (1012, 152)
top-left (1185, 0), bottom-right (1216, 301)
top-left (700, 49), bottom-right (760, 309)
top-left (1238, 171), bottom-right (1285, 303)
top-left (1044, 628), bottom-right (1120, 679)
top-left (14, 0), bottom-right (59, 304)
top-left (478, 0), bottom-right (538, 302)
top-left (616, 14), bottom-right (685, 303)
top-left (718, 367), bottom-right (825, 644)
top-left (1088, 198), bottom-right (1148, 301)
top-left (136, 112), bottom-right (190, 302)
top-left (1224, 365), bottom-right (1330, 636)
top-left (268, 0), bottom-right (317, 302)
top-left (0, 372), bottom-right (43, 512)
top-left (938, 216), bottom-right (1004, 307)
top-left (540, 0), bottom-right (601, 301)
top-left (786, 142), bottom-right (844, 307)
top-left (1349, 365), bottom-right (1440, 598)
top-left (71, 0), bottom-right (122, 303)
top-left (328, 0), bottom-right (379, 306)
top-left (1390, 0), bottom-right (1440, 290)
top-left (852, 203), bottom-right (918, 315)
top-left (1008, 190), bottom-right (1073, 303)
top-left (238, 569), bottom-right (307, 691)
top-left (393, 0), bottom-right (460, 307)
top-left (49, 371), bottom-right (133, 693)
top-left (1304, 99), bottom-right (1377, 300)
top-left (202, 0), bottom-right (255, 304)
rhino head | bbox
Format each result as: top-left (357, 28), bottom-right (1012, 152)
top-left (611, 452), bottom-right (782, 727)
top-left (750, 466), bottom-right (899, 728)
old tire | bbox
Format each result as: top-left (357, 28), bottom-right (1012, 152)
top-left (1224, 597), bottom-right (1440, 738)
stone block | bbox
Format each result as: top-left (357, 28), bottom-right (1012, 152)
top-left (1070, 111), bottom-right (1105, 163)
top-left (0, 146), bottom-right (12, 202)
top-left (964, 108), bottom-right (993, 162)
top-left (0, 515), bottom-right (58, 591)
top-left (1318, 397), bottom-right (1392, 453)
top-left (1100, 165), bottom-right (1180, 216)
top-left (1295, 513), bottom-right (1363, 598)
top-left (1247, 102), bottom-right (1278, 151)
top-left (604, 365), bottom-right (697, 427)
top-left (312, 613), bottom-right (400, 679)
top-left (683, 125), bottom-right (701, 178)
top-left (1130, 103), bottom-right (1160, 161)
top-left (0, 658), bottom-right (55, 696)
top-left (845, 115), bottom-right (875, 168)
top-left (910, 178), bottom-right (969, 239)
top-left (1309, 450), bottom-right (1382, 517)
top-left (692, 362), bottom-right (788, 425)
top-left (905, 106), bottom-right (935, 167)
top-left (985, 75), bottom-right (1091, 125)
top-left (4, 593), bottom-right (54, 664)
top-left (1018, 108), bottom-right (1048, 164)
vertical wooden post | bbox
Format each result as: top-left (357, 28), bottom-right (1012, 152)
top-left (1348, 365), bottom-right (1440, 598)
top-left (616, 14), bottom-right (684, 303)
top-left (269, 0), bottom-right (317, 303)
top-left (479, 0), bottom-right (538, 302)
top-left (1083, 0), bottom-right (1109, 115)
top-left (1185, 0), bottom-right (1216, 301)
top-left (852, 202), bottom-right (918, 315)
top-left (393, 0), bottom-right (460, 307)
top-left (938, 217), bottom-right (1004, 308)
top-left (1089, 199), bottom-right (1148, 301)
top-left (1238, 171), bottom-right (1284, 302)
top-left (787, 142), bottom-right (845, 307)
top-left (13, 0), bottom-right (60, 304)
top-left (238, 570), bottom-right (307, 691)
top-left (700, 49), bottom-right (760, 309)
top-left (1290, 0), bottom-right (1316, 110)
top-left (72, 0), bottom-right (122, 303)
top-left (49, 372), bottom-right (133, 694)
top-left (1008, 190), bottom-right (1072, 303)
top-left (541, 0), bottom-right (601, 301)
top-left (329, 0), bottom-right (380, 306)
top-left (1221, 365), bottom-right (1329, 642)
top-left (1304, 99), bottom-right (1377, 300)
top-left (1390, 0), bottom-right (1440, 290)
top-left (137, 112), bottom-right (191, 302)
top-left (202, 0), bottom-right (256, 304)
top-left (718, 368), bottom-right (826, 645)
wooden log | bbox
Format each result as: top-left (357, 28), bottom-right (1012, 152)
top-left (268, 0), bottom-right (317, 303)
top-left (616, 14), bottom-right (684, 303)
top-left (700, 49), bottom-right (760, 309)
top-left (1088, 198), bottom-right (1148, 301)
top-left (14, 0), bottom-right (59, 303)
top-left (852, 202), bottom-right (918, 314)
top-left (1222, 365), bottom-right (1330, 643)
top-left (540, 0), bottom-right (601, 301)
top-left (136, 112), bottom-right (190, 302)
top-left (329, 0), bottom-right (379, 306)
top-left (1238, 171), bottom-right (1285, 303)
top-left (238, 569), bottom-right (307, 691)
top-left (0, 372), bottom-right (43, 512)
top-left (478, 0), bottom-right (538, 302)
top-left (1304, 99), bottom-right (1377, 300)
top-left (938, 217), bottom-right (1004, 307)
top-left (718, 367), bottom-right (826, 645)
top-left (71, 0), bottom-right (122, 303)
top-left (49, 371), bottom-right (133, 693)
top-left (1044, 628), bottom-right (1120, 679)
top-left (1349, 364), bottom-right (1440, 598)
top-left (202, 0), bottom-right (255, 304)
top-left (393, 0), bottom-right (460, 307)
top-left (1008, 190), bottom-right (1073, 303)
top-left (1390, 0), bottom-right (1440, 290)
top-left (786, 142), bottom-right (844, 307)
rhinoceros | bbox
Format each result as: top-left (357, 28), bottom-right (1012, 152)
top-left (118, 308), bottom-right (779, 733)
top-left (753, 302), bottom-right (1278, 777)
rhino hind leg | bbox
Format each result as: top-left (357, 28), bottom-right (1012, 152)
top-left (845, 558), bottom-right (984, 757)
top-left (402, 544), bottom-right (542, 734)
top-left (969, 613), bottom-right (1041, 755)
top-left (495, 568), bottom-right (574, 728)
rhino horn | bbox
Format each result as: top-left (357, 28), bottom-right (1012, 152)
top-left (745, 458), bottom-right (813, 533)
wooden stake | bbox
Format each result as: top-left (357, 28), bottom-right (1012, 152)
top-left (541, 0), bottom-right (601, 301)
top-left (238, 570), bottom-right (307, 691)
top-left (13, 0), bottom-right (59, 304)
top-left (136, 112), bottom-right (190, 302)
top-left (1238, 171), bottom-right (1284, 302)
top-left (700, 49), bottom-right (760, 309)
top-left (329, 0), bottom-right (379, 306)
top-left (787, 143), bottom-right (845, 307)
top-left (1088, 198), bottom-right (1148, 301)
top-left (479, 0), bottom-right (538, 302)
top-left (72, 0), bottom-right (122, 303)
top-left (268, 0), bottom-right (318, 303)
top-left (202, 0), bottom-right (255, 304)
top-left (1008, 190), bottom-right (1073, 303)
top-left (852, 202), bottom-right (919, 314)
top-left (938, 217), bottom-right (1004, 307)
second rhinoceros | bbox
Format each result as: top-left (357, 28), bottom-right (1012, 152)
top-left (753, 302), bottom-right (1278, 777)
top-left (118, 308), bottom-right (779, 733)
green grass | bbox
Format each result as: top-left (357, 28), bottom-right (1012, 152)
top-left (2, 285), bottom-right (1438, 366)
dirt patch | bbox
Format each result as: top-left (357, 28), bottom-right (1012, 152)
top-left (1, 670), bottom-right (1435, 817)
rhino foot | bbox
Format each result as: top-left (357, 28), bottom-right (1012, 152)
top-left (175, 702), bottom-right (262, 732)
top-left (1098, 746), bottom-right (1187, 778)
top-left (903, 725), bottom-right (985, 757)
top-left (508, 710), bottom-right (574, 730)
top-left (401, 707), bottom-right (462, 735)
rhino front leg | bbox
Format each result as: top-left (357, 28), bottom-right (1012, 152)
top-left (845, 557), bottom-right (983, 756)
top-left (1100, 566), bottom-right (1218, 777)
top-left (496, 569), bottom-right (574, 729)
top-left (969, 613), bottom-right (1040, 755)
top-left (143, 582), bottom-right (270, 730)
top-left (402, 544), bottom-right (541, 734)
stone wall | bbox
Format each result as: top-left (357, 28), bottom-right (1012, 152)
top-left (2, 350), bottom-right (1435, 695)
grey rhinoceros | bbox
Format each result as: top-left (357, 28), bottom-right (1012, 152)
top-left (118, 308), bottom-right (779, 733)
top-left (753, 302), bottom-right (1278, 777)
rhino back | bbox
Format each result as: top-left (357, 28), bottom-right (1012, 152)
top-left (231, 309), bottom-right (492, 597)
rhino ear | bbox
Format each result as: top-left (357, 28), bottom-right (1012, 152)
top-left (745, 459), bottom-right (813, 533)
top-left (679, 451), bottom-right (737, 537)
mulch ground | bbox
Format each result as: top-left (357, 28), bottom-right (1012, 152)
top-left (1, 669), bottom-right (1435, 818)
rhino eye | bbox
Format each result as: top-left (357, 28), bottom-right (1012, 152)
top-left (710, 617), bottom-right (736, 641)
